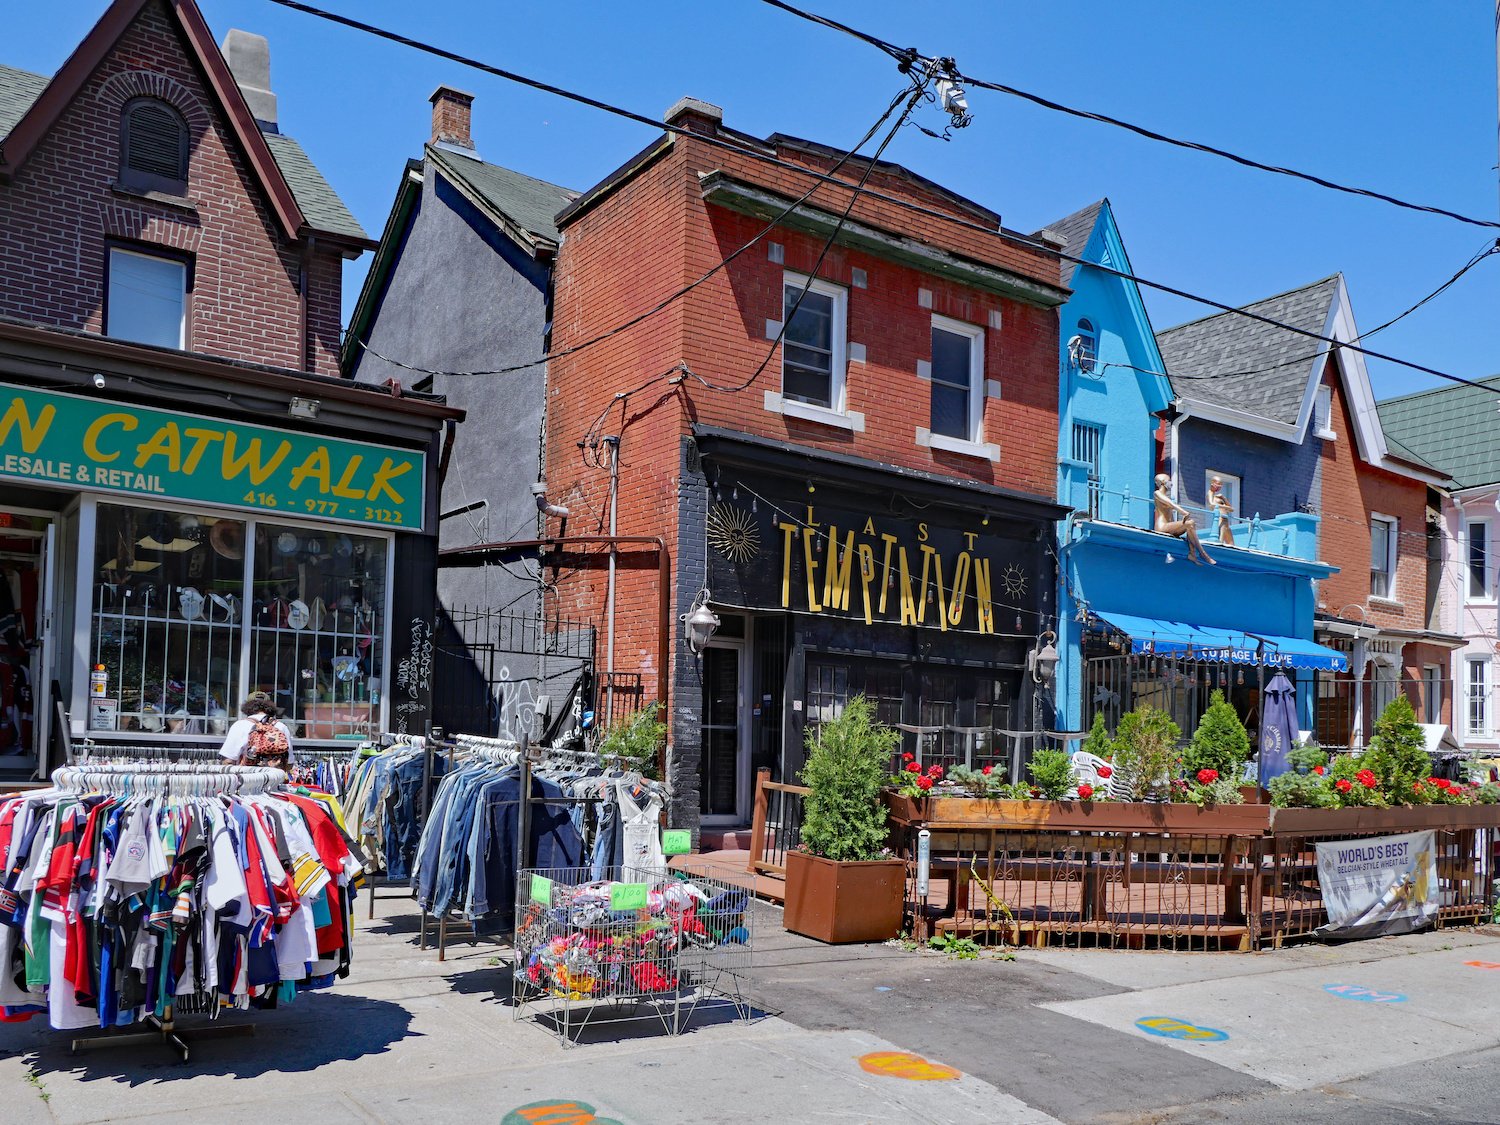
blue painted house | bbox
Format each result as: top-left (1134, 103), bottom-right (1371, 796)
top-left (1037, 203), bottom-right (1343, 741)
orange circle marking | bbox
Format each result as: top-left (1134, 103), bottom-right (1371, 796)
top-left (857, 1050), bottom-right (961, 1081)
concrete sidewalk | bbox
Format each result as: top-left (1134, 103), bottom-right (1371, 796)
top-left (0, 901), bottom-right (1057, 1125)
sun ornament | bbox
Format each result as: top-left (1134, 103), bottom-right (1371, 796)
top-left (707, 503), bottom-right (760, 563)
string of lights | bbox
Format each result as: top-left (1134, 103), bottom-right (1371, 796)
top-left (753, 0), bottom-right (1500, 232)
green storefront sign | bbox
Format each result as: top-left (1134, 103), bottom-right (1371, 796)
top-left (0, 382), bottom-right (425, 530)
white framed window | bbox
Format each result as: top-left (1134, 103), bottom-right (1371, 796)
top-left (1313, 384), bottom-right (1336, 440)
top-left (1071, 318), bottom-right (1098, 373)
top-left (107, 247), bottom-right (187, 349)
top-left (779, 271), bottom-right (847, 413)
top-left (1467, 657), bottom-right (1492, 738)
top-left (1423, 664), bottom-right (1443, 725)
top-left (1466, 518), bottom-right (1493, 601)
top-left (929, 314), bottom-right (984, 442)
top-left (1204, 470), bottom-right (1241, 518)
top-left (1370, 513), bottom-right (1398, 599)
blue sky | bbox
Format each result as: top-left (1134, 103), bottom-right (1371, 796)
top-left (8, 1), bottom-right (1498, 398)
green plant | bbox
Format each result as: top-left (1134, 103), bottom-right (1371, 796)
top-left (1178, 773), bottom-right (1246, 808)
top-left (948, 763), bottom-right (1004, 797)
top-left (1287, 742), bottom-right (1329, 774)
top-left (1358, 696), bottom-right (1430, 801)
top-left (1110, 704), bottom-right (1181, 800)
top-left (1028, 747), bottom-right (1074, 799)
top-left (1267, 770), bottom-right (1335, 808)
top-left (800, 695), bottom-right (900, 862)
top-left (596, 703), bottom-right (666, 780)
top-left (1184, 690), bottom-right (1251, 781)
top-left (1080, 712), bottom-right (1114, 760)
top-left (928, 934), bottom-right (981, 960)
top-left (1327, 754), bottom-right (1389, 808)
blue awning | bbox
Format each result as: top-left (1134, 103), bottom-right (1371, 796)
top-left (1093, 610), bottom-right (1348, 673)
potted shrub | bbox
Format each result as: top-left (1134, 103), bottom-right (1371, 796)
top-left (784, 696), bottom-right (906, 943)
top-left (1184, 690), bottom-right (1255, 802)
top-left (1109, 704), bottom-right (1180, 801)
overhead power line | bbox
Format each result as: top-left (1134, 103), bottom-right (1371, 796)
top-left (753, 0), bottom-right (1500, 232)
top-left (270, 0), bottom-right (1500, 398)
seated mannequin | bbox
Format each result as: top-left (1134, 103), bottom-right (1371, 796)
top-left (1153, 473), bottom-right (1214, 565)
top-left (1208, 476), bottom-right (1236, 545)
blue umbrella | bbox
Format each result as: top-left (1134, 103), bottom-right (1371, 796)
top-left (1259, 672), bottom-right (1299, 785)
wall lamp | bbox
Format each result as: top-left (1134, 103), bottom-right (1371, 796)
top-left (682, 588), bottom-right (720, 655)
top-left (1028, 629), bottom-right (1059, 686)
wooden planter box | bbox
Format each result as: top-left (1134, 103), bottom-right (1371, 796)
top-left (882, 789), bottom-right (1500, 835)
top-left (783, 850), bottom-right (905, 944)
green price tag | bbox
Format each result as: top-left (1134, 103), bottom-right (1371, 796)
top-left (529, 874), bottom-right (553, 904)
top-left (662, 830), bottom-right (691, 856)
top-left (609, 882), bottom-right (649, 911)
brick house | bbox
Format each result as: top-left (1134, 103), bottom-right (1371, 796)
top-left (0, 0), bottom-right (459, 773)
top-left (1157, 274), bottom-right (1458, 750)
top-left (531, 97), bottom-right (1070, 834)
top-left (1378, 377), bottom-right (1500, 756)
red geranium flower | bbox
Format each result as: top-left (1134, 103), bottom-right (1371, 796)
top-left (981, 765), bottom-right (993, 776)
top-left (905, 761), bottom-right (921, 774)
top-left (1313, 766), bottom-right (1325, 775)
top-left (916, 775), bottom-right (934, 791)
top-left (1196, 769), bottom-right (1219, 785)
top-left (1413, 782), bottom-right (1424, 793)
top-left (1356, 769), bottom-right (1377, 788)
top-left (902, 752), bottom-right (915, 763)
top-left (928, 764), bottom-right (944, 778)
top-left (1336, 778), bottom-right (1353, 793)
top-left (1097, 765), bottom-right (1113, 779)
top-left (1028, 787), bottom-right (1041, 798)
top-left (1077, 783), bottom-right (1094, 800)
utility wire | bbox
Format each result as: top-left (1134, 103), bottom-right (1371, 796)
top-left (272, 0), bottom-right (1500, 398)
top-left (753, 0), bottom-right (1500, 232)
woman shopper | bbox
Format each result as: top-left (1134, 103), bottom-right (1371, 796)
top-left (219, 691), bottom-right (295, 769)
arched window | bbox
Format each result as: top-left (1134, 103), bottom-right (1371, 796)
top-left (120, 98), bottom-right (188, 195)
top-left (1071, 318), bottom-right (1098, 373)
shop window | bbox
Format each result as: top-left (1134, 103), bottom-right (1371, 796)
top-left (781, 272), bottom-right (846, 411)
top-left (929, 315), bottom-right (984, 442)
top-left (1370, 513), bottom-right (1398, 599)
top-left (107, 247), bottom-right (187, 349)
top-left (249, 523), bottom-right (386, 740)
top-left (90, 503), bottom-right (243, 734)
top-left (120, 97), bottom-right (188, 196)
top-left (1467, 519), bottom-right (1492, 601)
top-left (85, 502), bottom-right (388, 741)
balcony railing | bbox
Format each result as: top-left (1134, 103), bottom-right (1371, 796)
top-left (1060, 463), bottom-right (1321, 563)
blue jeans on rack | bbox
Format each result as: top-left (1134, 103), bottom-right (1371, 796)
top-left (590, 795), bottom-right (618, 880)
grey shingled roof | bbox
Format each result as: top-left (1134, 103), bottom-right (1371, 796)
top-left (1377, 375), bottom-right (1500, 489)
top-left (428, 146), bottom-right (577, 243)
top-left (1033, 200), bottom-right (1104, 288)
top-left (0, 62), bottom-right (365, 242)
top-left (1156, 275), bottom-right (1340, 427)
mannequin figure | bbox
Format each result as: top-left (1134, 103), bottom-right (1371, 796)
top-left (1153, 473), bottom-right (1215, 565)
top-left (1208, 476), bottom-right (1236, 545)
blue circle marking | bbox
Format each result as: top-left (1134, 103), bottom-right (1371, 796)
top-left (1134, 1017), bottom-right (1229, 1042)
top-left (1323, 983), bottom-right (1406, 1003)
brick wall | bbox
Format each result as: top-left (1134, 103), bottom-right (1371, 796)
top-left (544, 123), bottom-right (1064, 717)
top-left (0, 1), bottom-right (343, 375)
top-left (1316, 355), bottom-right (1430, 632)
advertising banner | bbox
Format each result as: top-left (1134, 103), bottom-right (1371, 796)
top-left (0, 382), bottom-right (424, 530)
top-left (1314, 830), bottom-right (1438, 939)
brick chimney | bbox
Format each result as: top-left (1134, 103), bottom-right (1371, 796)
top-left (430, 86), bottom-right (476, 155)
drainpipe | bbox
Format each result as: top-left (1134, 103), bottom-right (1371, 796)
top-left (603, 436), bottom-right (621, 719)
top-left (1168, 401), bottom-right (1187, 502)
top-left (298, 236), bottom-right (316, 373)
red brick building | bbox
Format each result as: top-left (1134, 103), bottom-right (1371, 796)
top-left (542, 98), bottom-right (1069, 831)
top-left (0, 0), bottom-right (458, 774)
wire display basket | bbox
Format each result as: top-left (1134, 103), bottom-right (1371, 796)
top-left (512, 863), bottom-right (754, 1044)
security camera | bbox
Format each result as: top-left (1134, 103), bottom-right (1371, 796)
top-left (92, 373), bottom-right (106, 390)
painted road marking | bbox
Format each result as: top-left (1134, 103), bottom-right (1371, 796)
top-left (501, 1100), bottom-right (624, 1125)
top-left (1465, 960), bottom-right (1500, 970)
top-left (857, 1050), bottom-right (961, 1080)
top-left (1324, 983), bottom-right (1406, 1003)
top-left (1134, 1017), bottom-right (1229, 1042)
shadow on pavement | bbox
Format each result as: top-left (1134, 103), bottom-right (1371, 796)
top-left (7, 991), bottom-right (416, 1084)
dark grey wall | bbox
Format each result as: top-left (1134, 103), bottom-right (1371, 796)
top-left (352, 163), bottom-right (548, 617)
top-left (671, 437), bottom-right (710, 838)
top-left (1179, 417), bottom-right (1323, 520)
